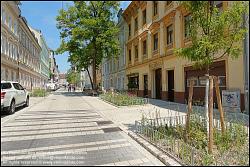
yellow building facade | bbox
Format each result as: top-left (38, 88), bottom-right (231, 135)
top-left (123, 1), bottom-right (246, 110)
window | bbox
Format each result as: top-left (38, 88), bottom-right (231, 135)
top-left (129, 49), bottom-right (131, 62)
top-left (143, 9), bottom-right (147, 25)
top-left (14, 45), bottom-right (17, 60)
top-left (9, 42), bottom-right (12, 58)
top-left (1, 68), bottom-right (5, 80)
top-left (1, 35), bottom-right (2, 53)
top-left (134, 17), bottom-right (138, 32)
top-left (4, 37), bottom-right (7, 55)
top-left (153, 2), bottom-right (158, 16)
top-left (13, 83), bottom-right (20, 90)
top-left (2, 9), bottom-right (6, 24)
top-left (13, 21), bottom-right (17, 35)
top-left (184, 15), bottom-right (191, 39)
top-left (167, 24), bottom-right (173, 45)
top-left (129, 24), bottom-right (131, 37)
top-left (143, 40), bottom-right (147, 55)
top-left (187, 77), bottom-right (198, 87)
top-left (8, 16), bottom-right (12, 30)
top-left (2, 35), bottom-right (6, 54)
top-left (153, 33), bottom-right (158, 51)
top-left (134, 45), bottom-right (138, 60)
top-left (1, 83), bottom-right (12, 89)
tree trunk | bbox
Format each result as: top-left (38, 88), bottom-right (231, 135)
top-left (214, 76), bottom-right (225, 134)
top-left (185, 79), bottom-right (194, 142)
top-left (205, 74), bottom-right (210, 137)
top-left (86, 68), bottom-right (94, 90)
top-left (92, 58), bottom-right (97, 91)
top-left (208, 76), bottom-right (214, 154)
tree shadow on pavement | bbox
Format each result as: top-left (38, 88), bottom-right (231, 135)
top-left (147, 98), bottom-right (188, 113)
top-left (123, 123), bottom-right (136, 132)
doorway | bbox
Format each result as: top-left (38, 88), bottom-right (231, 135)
top-left (168, 70), bottom-right (174, 102)
top-left (155, 68), bottom-right (162, 99)
top-left (144, 75), bottom-right (148, 97)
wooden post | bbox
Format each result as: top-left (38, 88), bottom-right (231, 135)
top-left (213, 76), bottom-right (225, 134)
top-left (185, 79), bottom-right (194, 142)
top-left (208, 76), bottom-right (214, 154)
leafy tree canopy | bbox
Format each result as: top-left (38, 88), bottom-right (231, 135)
top-left (175, 1), bottom-right (248, 71)
top-left (56, 1), bottom-right (120, 89)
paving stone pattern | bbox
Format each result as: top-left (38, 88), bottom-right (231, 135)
top-left (1, 91), bottom-right (164, 166)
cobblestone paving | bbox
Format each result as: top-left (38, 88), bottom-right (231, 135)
top-left (1, 91), bottom-right (164, 166)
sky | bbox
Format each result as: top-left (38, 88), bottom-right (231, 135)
top-left (20, 1), bottom-right (131, 74)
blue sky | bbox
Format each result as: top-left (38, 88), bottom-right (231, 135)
top-left (20, 1), bottom-right (131, 73)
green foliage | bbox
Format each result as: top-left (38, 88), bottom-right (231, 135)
top-left (139, 112), bottom-right (249, 165)
top-left (175, 1), bottom-right (248, 71)
top-left (66, 69), bottom-right (81, 84)
top-left (202, 152), bottom-right (214, 166)
top-left (30, 88), bottom-right (50, 97)
top-left (56, 1), bottom-right (120, 88)
top-left (100, 92), bottom-right (145, 106)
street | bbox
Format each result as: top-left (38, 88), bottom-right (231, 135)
top-left (1, 89), bottom-right (164, 166)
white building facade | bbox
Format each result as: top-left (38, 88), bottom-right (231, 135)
top-left (102, 8), bottom-right (128, 91)
top-left (29, 27), bottom-right (50, 88)
top-left (1, 1), bottom-right (42, 90)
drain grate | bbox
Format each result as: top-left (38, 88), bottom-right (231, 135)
top-left (102, 127), bottom-right (122, 133)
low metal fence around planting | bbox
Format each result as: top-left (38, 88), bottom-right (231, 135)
top-left (135, 114), bottom-right (249, 166)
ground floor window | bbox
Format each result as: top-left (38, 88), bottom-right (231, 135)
top-left (127, 76), bottom-right (139, 90)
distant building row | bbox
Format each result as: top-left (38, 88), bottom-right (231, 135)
top-left (1, 1), bottom-right (59, 90)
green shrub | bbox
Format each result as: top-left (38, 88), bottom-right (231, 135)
top-left (30, 88), bottom-right (49, 97)
top-left (100, 92), bottom-right (145, 106)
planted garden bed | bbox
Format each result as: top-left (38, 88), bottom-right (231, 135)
top-left (99, 92), bottom-right (147, 106)
top-left (136, 113), bottom-right (249, 166)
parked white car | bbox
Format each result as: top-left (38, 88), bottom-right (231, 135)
top-left (1, 81), bottom-right (30, 114)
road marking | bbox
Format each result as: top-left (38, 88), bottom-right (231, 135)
top-left (4, 118), bottom-right (105, 126)
top-left (1, 138), bottom-right (127, 155)
top-left (1, 130), bottom-right (104, 142)
top-left (1, 124), bottom-right (118, 137)
top-left (1, 142), bottom-right (131, 161)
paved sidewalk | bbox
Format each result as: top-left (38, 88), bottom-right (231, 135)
top-left (87, 97), bottom-right (249, 132)
top-left (1, 91), bottom-right (164, 166)
top-left (1, 95), bottom-right (51, 126)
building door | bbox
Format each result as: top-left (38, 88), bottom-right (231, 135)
top-left (168, 70), bottom-right (174, 102)
top-left (144, 75), bottom-right (148, 97)
top-left (155, 68), bottom-right (162, 99)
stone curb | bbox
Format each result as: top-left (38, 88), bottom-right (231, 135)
top-left (1, 94), bottom-right (53, 127)
top-left (128, 131), bottom-right (182, 166)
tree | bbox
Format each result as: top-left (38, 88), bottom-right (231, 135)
top-left (56, 1), bottom-right (120, 90)
top-left (175, 1), bottom-right (248, 153)
top-left (66, 69), bottom-right (81, 86)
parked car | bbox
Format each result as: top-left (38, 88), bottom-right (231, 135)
top-left (1, 81), bottom-right (29, 114)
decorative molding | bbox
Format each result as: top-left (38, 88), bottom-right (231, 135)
top-left (149, 60), bottom-right (163, 70)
